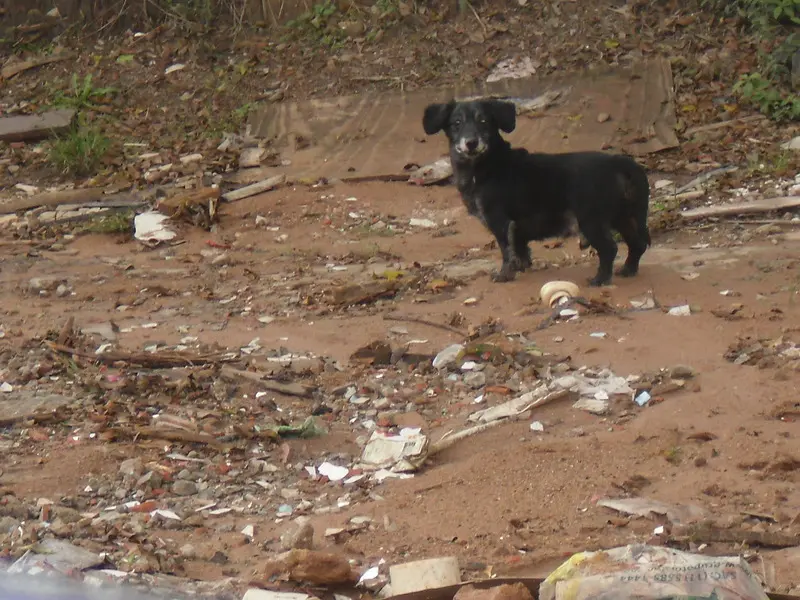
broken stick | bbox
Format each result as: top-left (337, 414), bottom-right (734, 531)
top-left (384, 313), bottom-right (466, 336)
top-left (680, 196), bottom-right (800, 221)
top-left (46, 341), bottom-right (235, 369)
top-left (222, 174), bottom-right (286, 202)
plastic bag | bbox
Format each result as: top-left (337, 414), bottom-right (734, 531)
top-left (539, 544), bottom-right (768, 600)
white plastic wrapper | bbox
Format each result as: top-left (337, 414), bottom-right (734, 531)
top-left (540, 545), bottom-right (769, 600)
top-left (0, 572), bottom-right (159, 600)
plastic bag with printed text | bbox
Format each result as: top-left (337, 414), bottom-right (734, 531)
top-left (540, 545), bottom-right (768, 600)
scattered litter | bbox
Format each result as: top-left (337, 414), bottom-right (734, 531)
top-left (668, 304), bottom-right (691, 316)
top-left (468, 385), bottom-right (569, 424)
top-left (530, 421), bottom-right (544, 432)
top-left (589, 332), bottom-right (607, 339)
top-left (165, 63), bottom-right (185, 75)
top-left (540, 280), bottom-right (580, 307)
top-left (408, 157), bottom-right (453, 186)
top-left (432, 343), bottom-right (464, 370)
top-left (318, 462), bottom-right (350, 482)
top-left (486, 56), bottom-right (538, 82)
top-left (572, 398), bottom-right (609, 415)
top-left (134, 210), bottom-right (177, 246)
top-left (8, 538), bottom-right (105, 575)
top-left (629, 291), bottom-right (656, 310)
top-left (634, 391), bottom-right (652, 406)
top-left (359, 428), bottom-right (429, 473)
top-left (0, 382), bottom-right (13, 393)
top-left (358, 565), bottom-right (381, 586)
top-left (241, 524), bottom-right (255, 539)
top-left (540, 545), bottom-right (768, 600)
top-left (409, 218), bottom-right (437, 228)
top-left (597, 497), bottom-right (706, 525)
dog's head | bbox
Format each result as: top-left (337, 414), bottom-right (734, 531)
top-left (422, 99), bottom-right (516, 161)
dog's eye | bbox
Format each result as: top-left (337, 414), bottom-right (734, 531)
top-left (453, 120), bottom-right (462, 127)
top-left (477, 117), bottom-right (486, 124)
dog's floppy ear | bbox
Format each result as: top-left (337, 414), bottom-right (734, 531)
top-left (422, 102), bottom-right (454, 135)
top-left (484, 100), bottom-right (516, 134)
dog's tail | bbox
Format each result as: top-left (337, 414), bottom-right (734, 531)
top-left (615, 156), bottom-right (652, 248)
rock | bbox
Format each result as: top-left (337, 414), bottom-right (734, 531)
top-left (781, 136), bottom-right (800, 151)
top-left (180, 543), bottom-right (198, 559)
top-left (239, 147), bottom-right (266, 168)
top-left (172, 480), bottom-right (198, 496)
top-left (339, 20), bottom-right (365, 37)
top-left (597, 112), bottom-right (611, 123)
top-left (463, 371), bottom-right (487, 389)
top-left (55, 284), bottom-right (70, 298)
top-left (119, 457), bottom-right (144, 478)
top-left (136, 471), bottom-right (162, 490)
top-left (263, 549), bottom-right (356, 585)
top-left (280, 521), bottom-right (315, 550)
top-left (668, 364), bottom-right (696, 379)
top-left (454, 583), bottom-right (535, 600)
top-left (28, 277), bottom-right (64, 294)
top-left (432, 344), bottom-right (464, 370)
top-left (0, 515), bottom-right (21, 534)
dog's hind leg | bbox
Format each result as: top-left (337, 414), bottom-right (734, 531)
top-left (614, 216), bottom-right (648, 278)
top-left (580, 221), bottom-right (618, 287)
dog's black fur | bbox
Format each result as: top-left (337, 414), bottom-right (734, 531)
top-left (422, 99), bottom-right (651, 286)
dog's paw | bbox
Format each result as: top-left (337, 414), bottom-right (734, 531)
top-left (491, 268), bottom-right (516, 283)
top-left (588, 274), bottom-right (611, 287)
top-left (615, 265), bottom-right (638, 278)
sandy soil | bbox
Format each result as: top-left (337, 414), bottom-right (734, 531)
top-left (2, 178), bottom-right (800, 591)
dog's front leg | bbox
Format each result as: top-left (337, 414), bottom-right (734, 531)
top-left (485, 213), bottom-right (516, 283)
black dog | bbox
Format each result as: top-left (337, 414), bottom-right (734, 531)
top-left (422, 99), bottom-right (651, 286)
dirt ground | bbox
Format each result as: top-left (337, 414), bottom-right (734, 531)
top-left (3, 0), bottom-right (800, 596)
top-left (3, 176), bottom-right (800, 592)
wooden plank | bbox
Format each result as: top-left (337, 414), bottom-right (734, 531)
top-left (680, 196), bottom-right (800, 221)
top-left (0, 109), bottom-right (76, 143)
top-left (1, 53), bottom-right (74, 80)
top-left (0, 187), bottom-right (105, 214)
top-left (221, 174), bottom-right (286, 202)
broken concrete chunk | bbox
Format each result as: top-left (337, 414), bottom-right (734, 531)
top-left (389, 556), bottom-right (461, 595)
top-left (0, 109), bottom-right (76, 143)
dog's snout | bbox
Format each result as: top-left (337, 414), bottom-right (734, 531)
top-left (465, 138), bottom-right (479, 152)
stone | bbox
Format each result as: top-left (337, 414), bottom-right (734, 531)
top-left (453, 583), bottom-right (535, 600)
top-left (463, 371), bottom-right (487, 389)
top-left (668, 364), bottom-right (696, 379)
top-left (28, 276), bottom-right (64, 294)
top-left (280, 521), bottom-right (315, 550)
top-left (263, 549), bottom-right (356, 585)
top-left (0, 515), bottom-right (21, 534)
top-left (119, 457), bottom-right (144, 478)
top-left (172, 480), bottom-right (198, 496)
top-left (781, 136), bottom-right (800, 151)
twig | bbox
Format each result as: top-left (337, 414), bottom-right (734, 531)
top-left (429, 420), bottom-right (505, 456)
top-left (384, 313), bottom-right (466, 336)
top-left (45, 341), bottom-right (235, 369)
top-left (535, 296), bottom-right (632, 330)
top-left (461, 0), bottom-right (487, 32)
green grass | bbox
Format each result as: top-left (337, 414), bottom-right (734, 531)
top-left (82, 210), bottom-right (134, 234)
top-left (51, 74), bottom-right (117, 111)
top-left (47, 126), bottom-right (110, 177)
